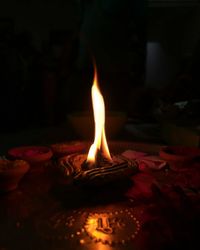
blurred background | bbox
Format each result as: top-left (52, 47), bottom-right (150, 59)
top-left (0, 0), bottom-right (200, 146)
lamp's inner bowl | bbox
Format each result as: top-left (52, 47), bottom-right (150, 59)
top-left (59, 153), bottom-right (138, 186)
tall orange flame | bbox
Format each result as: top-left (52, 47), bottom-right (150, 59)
top-left (87, 66), bottom-right (112, 165)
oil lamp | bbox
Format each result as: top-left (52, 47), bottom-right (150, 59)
top-left (58, 65), bottom-right (138, 186)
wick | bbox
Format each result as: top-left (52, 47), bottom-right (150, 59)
top-left (96, 149), bottom-right (113, 167)
top-left (83, 149), bottom-right (113, 170)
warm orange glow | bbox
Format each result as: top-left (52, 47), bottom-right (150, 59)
top-left (85, 214), bottom-right (113, 246)
top-left (87, 66), bottom-right (112, 164)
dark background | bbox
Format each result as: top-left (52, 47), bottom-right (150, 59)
top-left (0, 0), bottom-right (200, 133)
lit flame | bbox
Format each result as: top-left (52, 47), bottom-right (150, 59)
top-left (87, 66), bottom-right (112, 165)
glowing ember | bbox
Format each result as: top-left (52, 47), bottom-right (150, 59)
top-left (86, 66), bottom-right (112, 166)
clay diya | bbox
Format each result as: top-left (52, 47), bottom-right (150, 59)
top-left (51, 141), bottom-right (86, 157)
top-left (58, 153), bottom-right (138, 186)
top-left (8, 146), bottom-right (53, 173)
top-left (0, 158), bottom-right (30, 192)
